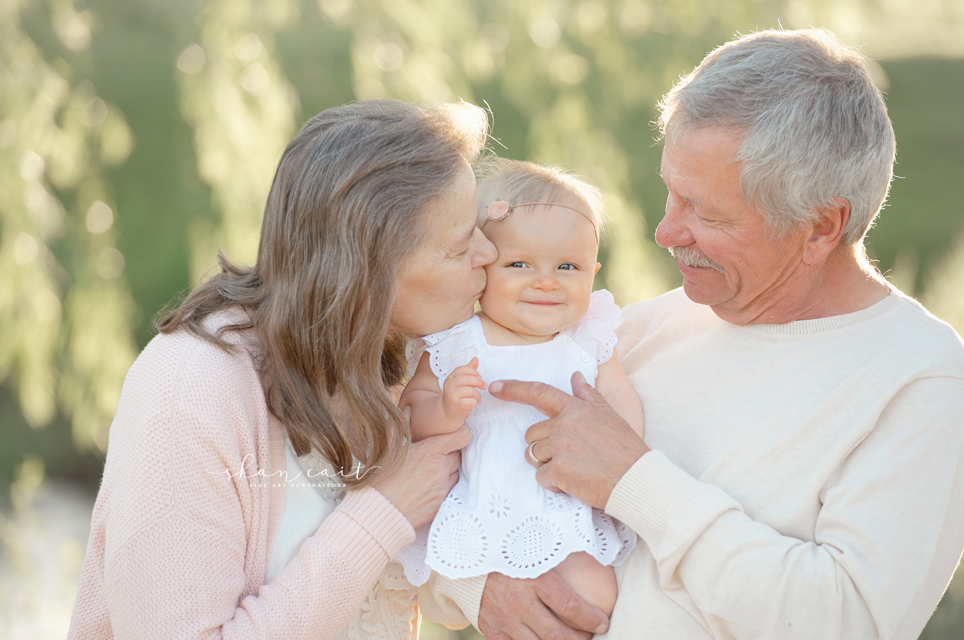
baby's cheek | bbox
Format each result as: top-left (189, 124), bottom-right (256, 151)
top-left (576, 285), bottom-right (594, 309)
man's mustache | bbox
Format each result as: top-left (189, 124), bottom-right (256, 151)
top-left (668, 246), bottom-right (725, 273)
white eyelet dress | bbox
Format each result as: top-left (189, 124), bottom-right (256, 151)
top-left (396, 290), bottom-right (636, 587)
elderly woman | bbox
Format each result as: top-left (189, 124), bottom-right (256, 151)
top-left (457, 29), bottom-right (964, 640)
top-left (68, 100), bottom-right (500, 639)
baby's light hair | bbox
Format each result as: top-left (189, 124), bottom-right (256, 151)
top-left (475, 158), bottom-right (605, 238)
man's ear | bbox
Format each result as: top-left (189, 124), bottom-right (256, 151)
top-left (803, 198), bottom-right (849, 265)
top-left (594, 262), bottom-right (601, 274)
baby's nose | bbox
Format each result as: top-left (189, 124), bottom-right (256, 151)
top-left (533, 274), bottom-right (559, 290)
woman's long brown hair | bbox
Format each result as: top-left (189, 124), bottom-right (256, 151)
top-left (158, 100), bottom-right (488, 487)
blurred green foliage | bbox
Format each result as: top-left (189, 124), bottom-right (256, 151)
top-left (1, 0), bottom-right (963, 636)
top-left (4, 0), bottom-right (962, 477)
top-left (1, 0), bottom-right (137, 460)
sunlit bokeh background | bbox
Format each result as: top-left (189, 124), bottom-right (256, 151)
top-left (1, 0), bottom-right (962, 637)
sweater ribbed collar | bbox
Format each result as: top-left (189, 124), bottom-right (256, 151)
top-left (733, 292), bottom-right (906, 339)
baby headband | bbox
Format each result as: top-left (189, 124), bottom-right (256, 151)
top-left (484, 200), bottom-right (599, 243)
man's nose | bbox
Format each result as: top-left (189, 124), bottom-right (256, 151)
top-left (655, 195), bottom-right (694, 248)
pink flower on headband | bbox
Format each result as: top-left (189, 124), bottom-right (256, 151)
top-left (487, 200), bottom-right (512, 221)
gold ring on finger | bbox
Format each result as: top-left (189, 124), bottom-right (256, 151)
top-left (526, 440), bottom-right (548, 464)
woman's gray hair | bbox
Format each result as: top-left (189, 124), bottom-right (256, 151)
top-left (657, 28), bottom-right (895, 245)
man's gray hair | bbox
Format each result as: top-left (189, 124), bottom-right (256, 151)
top-left (657, 29), bottom-right (896, 245)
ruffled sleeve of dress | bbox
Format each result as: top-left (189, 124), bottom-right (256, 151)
top-left (566, 289), bottom-right (623, 365)
top-left (405, 317), bottom-right (481, 387)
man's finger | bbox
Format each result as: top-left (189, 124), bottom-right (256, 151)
top-left (480, 573), bottom-right (590, 640)
top-left (534, 569), bottom-right (610, 635)
top-left (524, 417), bottom-right (553, 445)
top-left (570, 371), bottom-right (608, 407)
top-left (488, 379), bottom-right (574, 418)
top-left (524, 607), bottom-right (588, 640)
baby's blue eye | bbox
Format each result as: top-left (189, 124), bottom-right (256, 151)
top-left (508, 262), bottom-right (526, 268)
top-left (558, 263), bottom-right (576, 271)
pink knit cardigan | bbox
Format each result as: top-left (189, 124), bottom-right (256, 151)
top-left (68, 310), bottom-right (421, 639)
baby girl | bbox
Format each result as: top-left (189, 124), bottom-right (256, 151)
top-left (396, 158), bottom-right (644, 616)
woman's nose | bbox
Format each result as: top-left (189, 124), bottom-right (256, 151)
top-left (471, 229), bottom-right (498, 268)
top-left (654, 194), bottom-right (693, 249)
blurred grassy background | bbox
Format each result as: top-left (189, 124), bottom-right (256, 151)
top-left (1, 0), bottom-right (962, 637)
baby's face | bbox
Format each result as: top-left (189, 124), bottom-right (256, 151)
top-left (479, 199), bottom-right (600, 340)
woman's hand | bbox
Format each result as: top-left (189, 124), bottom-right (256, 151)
top-left (373, 421), bottom-right (472, 529)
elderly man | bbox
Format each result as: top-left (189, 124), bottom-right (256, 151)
top-left (420, 28), bottom-right (964, 640)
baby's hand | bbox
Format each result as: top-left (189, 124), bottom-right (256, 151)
top-left (442, 357), bottom-right (487, 423)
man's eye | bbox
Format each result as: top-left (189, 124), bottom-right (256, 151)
top-left (694, 211), bottom-right (716, 225)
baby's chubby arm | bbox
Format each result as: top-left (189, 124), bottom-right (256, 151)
top-left (593, 348), bottom-right (644, 437)
top-left (399, 352), bottom-right (487, 441)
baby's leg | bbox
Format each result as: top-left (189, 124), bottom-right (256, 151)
top-left (552, 552), bottom-right (618, 617)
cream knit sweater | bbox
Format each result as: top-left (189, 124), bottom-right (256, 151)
top-left (600, 289), bottom-right (964, 639)
top-left (68, 310), bottom-right (481, 639)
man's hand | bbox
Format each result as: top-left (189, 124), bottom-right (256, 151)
top-left (478, 571), bottom-right (610, 640)
top-left (489, 372), bottom-right (649, 510)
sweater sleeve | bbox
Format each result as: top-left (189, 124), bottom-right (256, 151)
top-left (605, 375), bottom-right (964, 640)
top-left (416, 574), bottom-right (487, 629)
top-left (103, 488), bottom-right (413, 640)
top-left (80, 332), bottom-right (416, 640)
